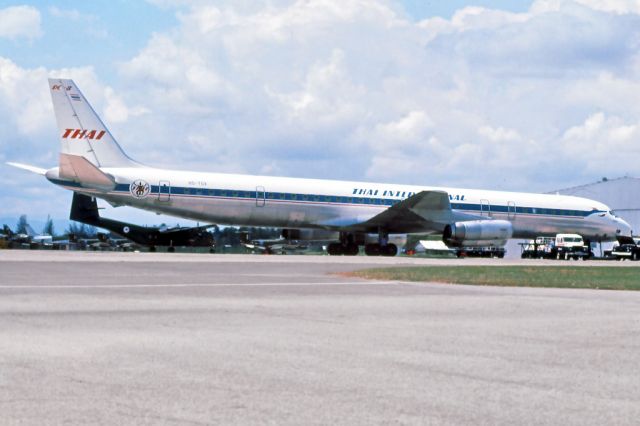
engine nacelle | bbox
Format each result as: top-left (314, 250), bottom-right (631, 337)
top-left (443, 220), bottom-right (513, 247)
top-left (282, 229), bottom-right (340, 241)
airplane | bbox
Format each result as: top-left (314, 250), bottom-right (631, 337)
top-left (25, 224), bottom-right (53, 246)
top-left (7, 78), bottom-right (634, 256)
top-left (70, 193), bottom-right (215, 252)
top-left (241, 238), bottom-right (308, 255)
top-left (1, 223), bottom-right (52, 248)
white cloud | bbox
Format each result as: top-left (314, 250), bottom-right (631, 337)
top-left (0, 58), bottom-right (73, 137)
top-left (48, 6), bottom-right (108, 39)
top-left (0, 5), bottom-right (42, 40)
top-left (4, 0), bottom-right (640, 224)
top-left (104, 0), bottom-right (640, 190)
top-left (478, 126), bottom-right (522, 143)
top-left (561, 112), bottom-right (640, 174)
top-left (48, 6), bottom-right (83, 20)
top-left (532, 0), bottom-right (640, 15)
top-left (103, 87), bottom-right (149, 123)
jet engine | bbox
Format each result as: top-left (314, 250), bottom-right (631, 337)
top-left (282, 229), bottom-right (340, 241)
top-left (443, 220), bottom-right (513, 247)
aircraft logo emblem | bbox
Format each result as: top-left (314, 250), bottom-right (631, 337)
top-left (130, 180), bottom-right (150, 199)
top-left (62, 129), bottom-right (106, 140)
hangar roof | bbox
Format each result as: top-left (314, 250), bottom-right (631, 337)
top-left (552, 176), bottom-right (640, 211)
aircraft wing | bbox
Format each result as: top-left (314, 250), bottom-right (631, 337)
top-left (333, 190), bottom-right (460, 234)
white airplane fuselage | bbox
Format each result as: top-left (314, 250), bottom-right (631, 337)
top-left (9, 78), bottom-right (633, 253)
top-left (43, 165), bottom-right (631, 242)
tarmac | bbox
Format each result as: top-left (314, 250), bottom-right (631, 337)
top-left (1, 251), bottom-right (640, 425)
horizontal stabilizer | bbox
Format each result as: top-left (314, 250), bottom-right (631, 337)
top-left (6, 162), bottom-right (47, 175)
top-left (59, 153), bottom-right (116, 191)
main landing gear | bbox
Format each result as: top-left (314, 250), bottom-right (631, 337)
top-left (327, 242), bottom-right (359, 256)
top-left (326, 231), bottom-right (398, 256)
top-left (364, 243), bottom-right (398, 257)
top-left (365, 228), bottom-right (397, 257)
top-left (327, 232), bottom-right (359, 256)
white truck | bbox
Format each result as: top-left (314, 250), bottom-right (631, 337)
top-left (554, 234), bottom-right (590, 260)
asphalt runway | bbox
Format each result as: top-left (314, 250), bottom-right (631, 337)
top-left (1, 251), bottom-right (639, 425)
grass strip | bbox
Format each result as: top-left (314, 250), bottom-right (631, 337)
top-left (349, 266), bottom-right (640, 290)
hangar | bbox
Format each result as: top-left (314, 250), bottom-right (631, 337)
top-left (553, 176), bottom-right (640, 236)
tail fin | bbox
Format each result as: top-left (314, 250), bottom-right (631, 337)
top-left (70, 193), bottom-right (100, 225)
top-left (48, 78), bottom-right (139, 169)
top-left (25, 224), bottom-right (36, 237)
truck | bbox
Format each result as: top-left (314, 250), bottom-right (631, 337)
top-left (611, 237), bottom-right (640, 261)
top-left (520, 234), bottom-right (590, 260)
top-left (554, 234), bottom-right (591, 260)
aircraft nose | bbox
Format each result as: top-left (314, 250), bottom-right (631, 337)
top-left (616, 217), bottom-right (633, 237)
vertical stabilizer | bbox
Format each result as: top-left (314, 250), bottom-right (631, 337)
top-left (48, 78), bottom-right (139, 169)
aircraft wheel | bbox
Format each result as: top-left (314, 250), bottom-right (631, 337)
top-left (209, 248), bottom-right (216, 254)
top-left (382, 244), bottom-right (397, 257)
top-left (149, 246), bottom-right (156, 252)
top-left (167, 246), bottom-right (175, 253)
top-left (365, 244), bottom-right (380, 256)
top-left (344, 244), bottom-right (359, 256)
top-left (327, 243), bottom-right (343, 256)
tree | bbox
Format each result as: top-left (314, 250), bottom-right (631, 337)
top-left (42, 215), bottom-right (55, 236)
top-left (16, 215), bottom-right (29, 234)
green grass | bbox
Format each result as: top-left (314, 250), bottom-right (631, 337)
top-left (348, 266), bottom-right (640, 290)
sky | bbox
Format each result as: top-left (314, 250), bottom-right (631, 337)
top-left (1, 0), bottom-right (640, 229)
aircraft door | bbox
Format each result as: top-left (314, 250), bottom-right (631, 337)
top-left (256, 186), bottom-right (266, 207)
top-left (159, 180), bottom-right (171, 201)
top-left (480, 199), bottom-right (491, 217)
top-left (507, 201), bottom-right (516, 220)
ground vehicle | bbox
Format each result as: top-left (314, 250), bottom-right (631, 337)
top-left (520, 237), bottom-right (556, 259)
top-left (611, 237), bottom-right (640, 261)
top-left (554, 234), bottom-right (590, 260)
top-left (457, 246), bottom-right (505, 258)
top-left (520, 234), bottom-right (590, 260)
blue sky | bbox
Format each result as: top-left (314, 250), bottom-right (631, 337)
top-left (1, 0), bottom-right (640, 230)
